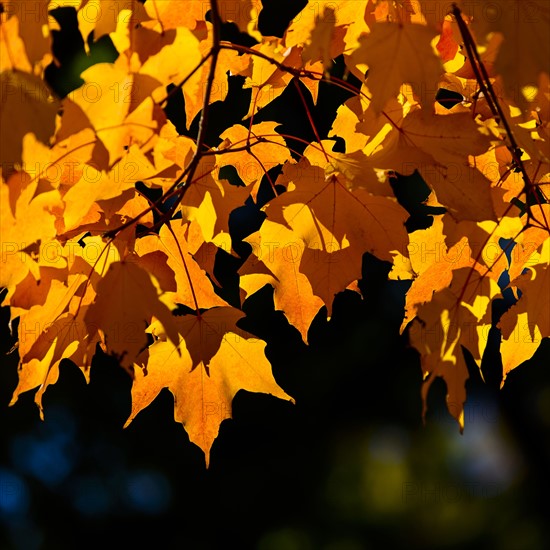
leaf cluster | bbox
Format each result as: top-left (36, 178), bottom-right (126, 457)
top-left (0, 0), bottom-right (548, 464)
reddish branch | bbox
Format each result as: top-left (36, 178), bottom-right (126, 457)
top-left (451, 4), bottom-right (532, 192)
top-left (104, 0), bottom-right (223, 239)
top-left (446, 5), bottom-right (548, 339)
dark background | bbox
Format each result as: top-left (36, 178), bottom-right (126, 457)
top-left (1, 2), bottom-right (550, 549)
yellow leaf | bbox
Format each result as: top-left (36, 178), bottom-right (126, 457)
top-left (0, 71), bottom-right (59, 167)
top-left (351, 22), bottom-right (443, 113)
top-left (126, 307), bottom-right (293, 466)
top-left (240, 219), bottom-right (323, 342)
top-left (84, 259), bottom-right (180, 370)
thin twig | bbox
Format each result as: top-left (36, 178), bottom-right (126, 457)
top-left (104, 0), bottom-right (222, 239)
top-left (451, 4), bottom-right (531, 190)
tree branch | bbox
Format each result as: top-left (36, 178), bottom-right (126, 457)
top-left (451, 4), bottom-right (532, 191)
top-left (104, 0), bottom-right (223, 240)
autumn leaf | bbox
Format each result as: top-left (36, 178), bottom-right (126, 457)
top-left (136, 220), bottom-right (228, 310)
top-left (0, 71), bottom-right (59, 168)
top-left (351, 22), bottom-right (444, 113)
top-left (1, 0), bottom-right (549, 462)
top-left (125, 307), bottom-right (293, 466)
top-left (268, 156), bottom-right (409, 263)
top-left (144, 0), bottom-right (205, 30)
top-left (239, 219), bottom-right (324, 342)
top-left (285, 0), bottom-right (370, 60)
top-left (0, 170), bottom-right (62, 298)
top-left (216, 122), bottom-right (292, 197)
top-left (409, 267), bottom-right (500, 429)
top-left (77, 0), bottom-right (150, 43)
top-left (500, 261), bottom-right (550, 345)
top-left (371, 110), bottom-right (496, 220)
top-left (179, 157), bottom-right (250, 243)
top-left (469, 0), bottom-right (550, 111)
top-left (84, 258), bottom-right (181, 371)
top-left (68, 61), bottom-right (163, 165)
top-left (400, 215), bottom-right (477, 331)
top-left (301, 6), bottom-right (348, 75)
top-left (10, 314), bottom-right (96, 416)
top-left (0, 0), bottom-right (51, 71)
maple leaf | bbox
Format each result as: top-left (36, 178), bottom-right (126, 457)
top-left (61, 146), bottom-right (159, 231)
top-left (442, 216), bottom-right (509, 278)
top-left (144, 0), bottom-right (205, 30)
top-left (84, 258), bottom-right (180, 371)
top-left (506, 205), bottom-right (550, 280)
top-left (0, 0), bottom-right (51, 71)
top-left (371, 110), bottom-right (496, 221)
top-left (496, 239), bottom-right (549, 384)
top-left (218, 0), bottom-right (263, 36)
top-left (498, 311), bottom-right (543, 386)
top-left (253, 156), bottom-right (410, 317)
top-left (1, 0), bottom-right (549, 461)
top-left (72, 0), bottom-right (150, 44)
top-left (0, 10), bottom-right (35, 72)
top-left (469, 0), bottom-right (550, 111)
top-left (6, 237), bottom-right (114, 412)
top-left (67, 61), bottom-right (164, 166)
top-left (136, 220), bottom-right (228, 311)
top-left (216, 122), bottom-right (292, 198)
top-left (16, 278), bottom-right (77, 360)
top-left (285, 0), bottom-right (370, 60)
top-left (269, 156), bottom-right (409, 258)
top-left (351, 22), bottom-right (444, 113)
top-left (236, 41), bottom-right (291, 116)
top-left (144, 0), bottom-right (264, 37)
top-left (180, 157), bottom-right (250, 243)
top-left (453, 31), bottom-right (501, 81)
top-left (400, 216), bottom-right (476, 331)
top-left (185, 39), bottom-right (245, 127)
top-left (10, 314), bottom-right (97, 416)
top-left (0, 71), bottom-right (59, 168)
top-left (436, 17), bottom-right (460, 63)
top-left (328, 95), bottom-right (369, 152)
top-left (125, 307), bottom-right (293, 466)
top-left (409, 267), bottom-right (500, 429)
top-left (0, 171), bottom-right (62, 299)
top-left (301, 6), bottom-right (347, 75)
top-left (239, 219), bottom-right (324, 343)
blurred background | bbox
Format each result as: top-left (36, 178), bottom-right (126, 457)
top-left (2, 2), bottom-right (550, 548)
